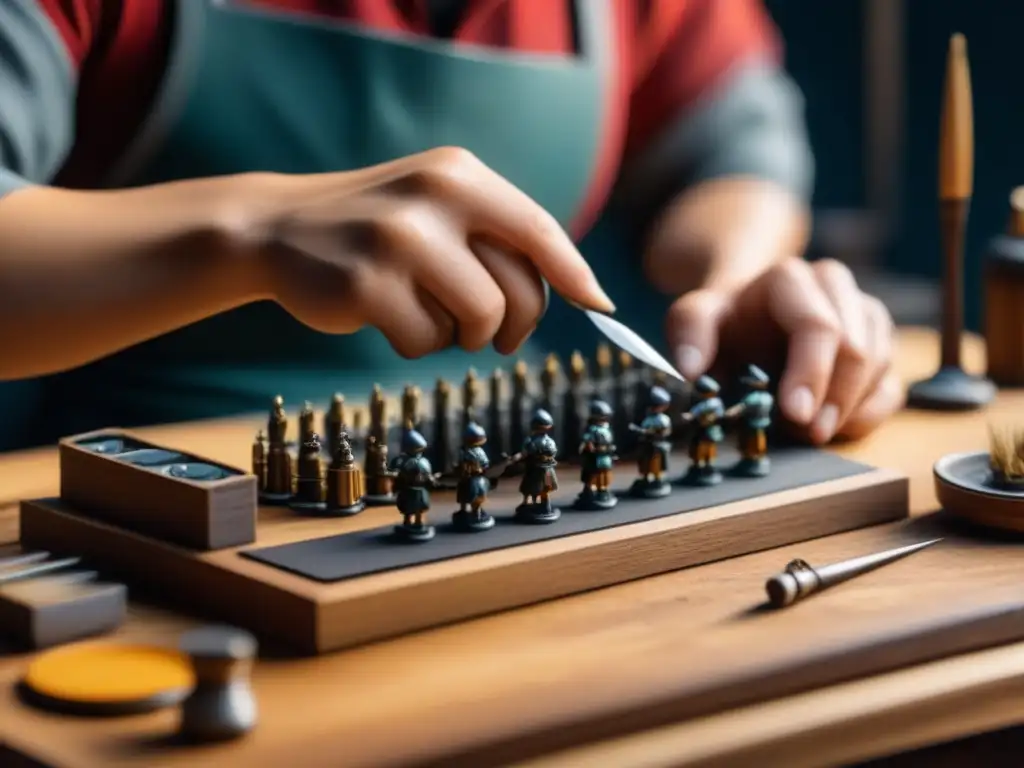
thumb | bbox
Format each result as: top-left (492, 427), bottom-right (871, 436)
top-left (665, 288), bottom-right (734, 379)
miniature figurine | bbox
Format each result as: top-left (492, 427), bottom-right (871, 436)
top-left (453, 422), bottom-right (495, 532)
top-left (514, 408), bottom-right (560, 523)
top-left (575, 399), bottom-right (618, 510)
top-left (290, 433), bottom-right (327, 512)
top-left (390, 429), bottom-right (438, 542)
top-left (261, 395), bottom-right (293, 504)
top-left (326, 431), bottom-right (365, 515)
top-left (298, 401), bottom-right (316, 444)
top-left (363, 435), bottom-right (397, 506)
top-left (401, 384), bottom-right (421, 433)
top-left (679, 375), bottom-right (725, 486)
top-left (251, 430), bottom-right (267, 492)
top-left (628, 386), bottom-right (673, 498)
top-left (725, 364), bottom-right (775, 477)
top-left (324, 393), bottom-right (346, 457)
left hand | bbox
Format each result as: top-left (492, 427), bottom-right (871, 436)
top-left (664, 257), bottom-right (904, 444)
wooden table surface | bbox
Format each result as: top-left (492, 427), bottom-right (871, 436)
top-left (1, 327), bottom-right (1022, 768)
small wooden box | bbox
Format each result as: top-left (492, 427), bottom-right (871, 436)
top-left (59, 429), bottom-right (257, 551)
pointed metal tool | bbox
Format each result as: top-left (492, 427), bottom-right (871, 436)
top-left (765, 538), bottom-right (942, 608)
top-left (582, 309), bottom-right (687, 384)
top-left (0, 556), bottom-right (81, 586)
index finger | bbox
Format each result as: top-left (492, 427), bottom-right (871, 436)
top-left (765, 260), bottom-right (843, 425)
top-left (437, 150), bottom-right (615, 313)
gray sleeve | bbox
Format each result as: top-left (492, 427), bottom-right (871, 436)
top-left (0, 0), bottom-right (77, 198)
top-left (614, 60), bottom-right (815, 224)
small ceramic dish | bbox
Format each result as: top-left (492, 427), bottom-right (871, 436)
top-left (934, 450), bottom-right (1024, 532)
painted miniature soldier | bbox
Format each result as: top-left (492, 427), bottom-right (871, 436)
top-left (679, 375), bottom-right (726, 486)
top-left (725, 364), bottom-right (775, 477)
top-left (453, 422), bottom-right (495, 532)
top-left (363, 435), bottom-right (397, 506)
top-left (575, 399), bottom-right (618, 510)
top-left (515, 408), bottom-right (561, 523)
top-left (628, 386), bottom-right (674, 498)
top-left (390, 429), bottom-right (437, 542)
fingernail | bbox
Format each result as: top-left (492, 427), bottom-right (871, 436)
top-left (812, 403), bottom-right (839, 442)
top-left (591, 283), bottom-right (616, 313)
top-left (675, 344), bottom-right (704, 378)
top-left (785, 386), bottom-right (815, 424)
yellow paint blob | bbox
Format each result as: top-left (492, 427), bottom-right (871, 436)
top-left (23, 642), bottom-right (194, 703)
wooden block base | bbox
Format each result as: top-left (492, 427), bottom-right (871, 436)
top-left (19, 454), bottom-right (908, 655)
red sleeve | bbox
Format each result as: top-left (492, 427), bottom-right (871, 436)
top-left (32, 0), bottom-right (171, 187)
top-left (625, 0), bottom-right (782, 154)
top-left (32, 0), bottom-right (103, 66)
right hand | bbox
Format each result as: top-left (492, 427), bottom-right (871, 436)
top-left (246, 147), bottom-right (614, 358)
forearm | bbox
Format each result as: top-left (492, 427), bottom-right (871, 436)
top-left (0, 176), bottom-right (272, 379)
top-left (643, 177), bottom-right (810, 296)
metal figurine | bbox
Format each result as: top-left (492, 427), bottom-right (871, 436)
top-left (613, 350), bottom-right (635, 455)
top-left (725, 364), bottom-right (775, 477)
top-left (453, 422), bottom-right (495, 532)
top-left (431, 378), bottom-right (454, 475)
top-left (765, 539), bottom-right (942, 608)
top-left (592, 342), bottom-right (612, 398)
top-left (487, 368), bottom-right (507, 458)
top-left (514, 408), bottom-right (561, 524)
top-left (251, 430), bottom-right (267, 492)
top-left (679, 375), bottom-right (725, 486)
top-left (575, 399), bottom-right (618, 510)
top-left (628, 386), bottom-right (674, 498)
top-left (540, 354), bottom-right (559, 414)
top-left (324, 393), bottom-right (346, 456)
top-left (562, 351), bottom-right (586, 462)
top-left (326, 431), bottom-right (365, 516)
top-left (290, 433), bottom-right (327, 512)
top-left (261, 395), bottom-right (293, 504)
top-left (509, 361), bottom-right (529, 468)
top-left (391, 429), bottom-right (438, 543)
top-left (401, 384), bottom-right (421, 434)
top-left (298, 401), bottom-right (316, 444)
top-left (369, 385), bottom-right (387, 447)
top-left (462, 368), bottom-right (481, 433)
top-left (363, 435), bottom-right (397, 506)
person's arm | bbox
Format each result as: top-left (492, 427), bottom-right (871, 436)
top-left (615, 0), bottom-right (813, 297)
top-left (0, 0), bottom-right (269, 380)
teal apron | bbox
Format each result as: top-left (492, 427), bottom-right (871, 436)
top-left (48, 0), bottom-right (623, 433)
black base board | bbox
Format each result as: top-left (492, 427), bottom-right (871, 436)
top-left (241, 447), bottom-right (871, 583)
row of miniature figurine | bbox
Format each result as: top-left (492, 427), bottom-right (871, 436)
top-left (250, 365), bottom-right (774, 543)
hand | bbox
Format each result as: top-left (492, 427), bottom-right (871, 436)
top-left (665, 257), bottom-right (904, 444)
top-left (248, 147), bottom-right (614, 357)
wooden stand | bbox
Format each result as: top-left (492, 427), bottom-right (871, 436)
top-left (985, 188), bottom-right (1024, 386)
top-left (20, 455), bottom-right (908, 655)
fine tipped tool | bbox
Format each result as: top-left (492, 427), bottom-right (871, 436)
top-left (582, 309), bottom-right (687, 384)
top-left (765, 538), bottom-right (942, 608)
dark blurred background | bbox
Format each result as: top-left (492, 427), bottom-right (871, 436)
top-left (768, 0), bottom-right (1022, 331)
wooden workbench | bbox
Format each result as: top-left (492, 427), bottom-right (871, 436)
top-left (1, 328), bottom-right (1022, 768)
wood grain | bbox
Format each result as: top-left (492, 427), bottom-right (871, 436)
top-left (0, 328), bottom-right (1013, 768)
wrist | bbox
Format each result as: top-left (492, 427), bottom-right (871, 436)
top-left (643, 177), bottom-right (810, 296)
